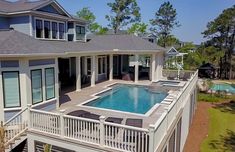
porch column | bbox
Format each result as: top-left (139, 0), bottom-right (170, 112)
top-left (76, 56), bottom-right (81, 91)
top-left (155, 53), bottom-right (164, 80)
top-left (109, 54), bottom-right (113, 81)
top-left (151, 54), bottom-right (156, 82)
top-left (134, 54), bottom-right (139, 83)
top-left (91, 55), bottom-right (96, 87)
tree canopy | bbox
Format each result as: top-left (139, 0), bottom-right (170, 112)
top-left (127, 22), bottom-right (148, 35)
top-left (150, 1), bottom-right (180, 47)
top-left (77, 7), bottom-right (107, 34)
top-left (203, 5), bottom-right (235, 79)
top-left (157, 35), bottom-right (180, 47)
top-left (106, 0), bottom-right (141, 34)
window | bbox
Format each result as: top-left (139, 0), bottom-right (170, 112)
top-left (45, 68), bottom-right (55, 100)
top-left (98, 57), bottom-right (106, 74)
top-left (76, 25), bottom-right (85, 40)
top-left (31, 70), bottom-right (43, 104)
top-left (59, 23), bottom-right (65, 39)
top-left (44, 21), bottom-right (51, 39)
top-left (36, 19), bottom-right (43, 38)
top-left (168, 130), bottom-right (176, 152)
top-left (52, 22), bottom-right (58, 39)
top-left (2, 72), bottom-right (21, 108)
top-left (87, 57), bottom-right (91, 75)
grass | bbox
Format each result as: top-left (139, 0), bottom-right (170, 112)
top-left (198, 93), bottom-right (234, 103)
top-left (200, 102), bottom-right (235, 152)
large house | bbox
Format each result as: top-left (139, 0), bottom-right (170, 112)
top-left (0, 0), bottom-right (198, 152)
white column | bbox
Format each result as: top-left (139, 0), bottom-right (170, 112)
top-left (155, 53), bottom-right (164, 80)
top-left (134, 54), bottom-right (139, 83)
top-left (91, 55), bottom-right (96, 87)
top-left (27, 135), bottom-right (35, 152)
top-left (76, 56), bottom-right (81, 91)
top-left (109, 54), bottom-right (113, 81)
top-left (151, 54), bottom-right (156, 82)
top-left (55, 58), bottom-right (60, 109)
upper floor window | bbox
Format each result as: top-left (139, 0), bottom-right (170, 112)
top-left (52, 22), bottom-right (58, 39)
top-left (44, 21), bottom-right (51, 39)
top-left (35, 18), bottom-right (65, 40)
top-left (36, 19), bottom-right (43, 38)
top-left (59, 23), bottom-right (65, 39)
top-left (76, 25), bottom-right (85, 40)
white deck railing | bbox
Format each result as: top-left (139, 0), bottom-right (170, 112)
top-left (149, 70), bottom-right (198, 152)
top-left (4, 107), bottom-right (29, 146)
top-left (27, 70), bottom-right (198, 152)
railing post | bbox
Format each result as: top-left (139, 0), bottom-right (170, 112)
top-left (60, 110), bottom-right (65, 138)
top-left (27, 104), bottom-right (32, 128)
top-left (99, 116), bottom-right (106, 147)
top-left (148, 124), bottom-right (155, 152)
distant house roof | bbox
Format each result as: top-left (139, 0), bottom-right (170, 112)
top-left (0, 29), bottom-right (167, 56)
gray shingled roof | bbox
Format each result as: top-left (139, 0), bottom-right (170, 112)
top-left (0, 29), bottom-right (166, 56)
top-left (0, 0), bottom-right (52, 13)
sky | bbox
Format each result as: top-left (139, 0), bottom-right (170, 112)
top-left (57, 0), bottom-right (235, 44)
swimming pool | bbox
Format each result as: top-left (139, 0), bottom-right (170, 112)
top-left (211, 83), bottom-right (235, 94)
top-left (84, 84), bottom-right (168, 114)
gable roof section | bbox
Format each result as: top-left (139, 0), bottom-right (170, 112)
top-left (0, 30), bottom-right (167, 56)
top-left (0, 0), bottom-right (71, 18)
top-left (0, 0), bottom-right (52, 13)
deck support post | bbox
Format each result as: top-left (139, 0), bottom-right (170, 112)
top-left (60, 110), bottom-right (65, 138)
top-left (151, 54), bottom-right (156, 82)
top-left (134, 54), bottom-right (139, 83)
top-left (27, 104), bottom-right (32, 128)
top-left (109, 54), bottom-right (113, 81)
top-left (76, 56), bottom-right (81, 91)
top-left (148, 124), bottom-right (155, 152)
top-left (91, 55), bottom-right (96, 87)
top-left (99, 116), bottom-right (106, 147)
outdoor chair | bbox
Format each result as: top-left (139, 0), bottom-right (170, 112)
top-left (105, 117), bottom-right (123, 138)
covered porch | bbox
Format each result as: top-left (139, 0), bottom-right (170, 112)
top-left (58, 52), bottom-right (164, 104)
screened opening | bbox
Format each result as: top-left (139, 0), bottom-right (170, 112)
top-left (52, 22), bottom-right (58, 39)
top-left (59, 23), bottom-right (65, 39)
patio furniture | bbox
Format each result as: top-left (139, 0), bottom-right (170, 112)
top-left (81, 113), bottom-right (101, 120)
top-left (105, 117), bottom-right (123, 124)
top-left (105, 117), bottom-right (123, 138)
top-left (67, 110), bottom-right (91, 117)
top-left (125, 118), bottom-right (143, 128)
top-left (167, 72), bottom-right (177, 80)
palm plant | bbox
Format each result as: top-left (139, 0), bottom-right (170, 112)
top-left (0, 121), bottom-right (5, 152)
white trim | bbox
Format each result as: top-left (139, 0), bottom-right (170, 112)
top-left (29, 15), bottom-right (33, 36)
top-left (75, 24), bottom-right (86, 42)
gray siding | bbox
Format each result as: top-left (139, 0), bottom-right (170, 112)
top-left (9, 16), bottom-right (30, 35)
top-left (0, 17), bottom-right (9, 29)
top-left (4, 110), bottom-right (21, 121)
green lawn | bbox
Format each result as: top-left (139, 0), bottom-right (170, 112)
top-left (198, 93), bottom-right (235, 103)
top-left (200, 102), bottom-right (235, 152)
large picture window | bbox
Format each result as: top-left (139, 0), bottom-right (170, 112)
top-left (52, 22), bottom-right (58, 39)
top-left (44, 21), bottom-right (51, 39)
top-left (59, 23), bottom-right (65, 39)
top-left (98, 56), bottom-right (106, 74)
top-left (31, 70), bottom-right (43, 104)
top-left (2, 72), bottom-right (21, 108)
top-left (45, 68), bottom-right (55, 100)
top-left (76, 25), bottom-right (85, 40)
top-left (36, 19), bottom-right (43, 38)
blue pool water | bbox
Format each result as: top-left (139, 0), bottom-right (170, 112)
top-left (211, 83), bottom-right (235, 94)
top-left (85, 85), bottom-right (168, 114)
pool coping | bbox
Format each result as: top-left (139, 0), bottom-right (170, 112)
top-left (77, 82), bottom-right (168, 117)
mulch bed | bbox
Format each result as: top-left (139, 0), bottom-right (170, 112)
top-left (183, 102), bottom-right (212, 152)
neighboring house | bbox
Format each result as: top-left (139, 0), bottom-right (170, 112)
top-left (139, 33), bottom-right (157, 43)
top-left (0, 1), bottom-right (198, 152)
